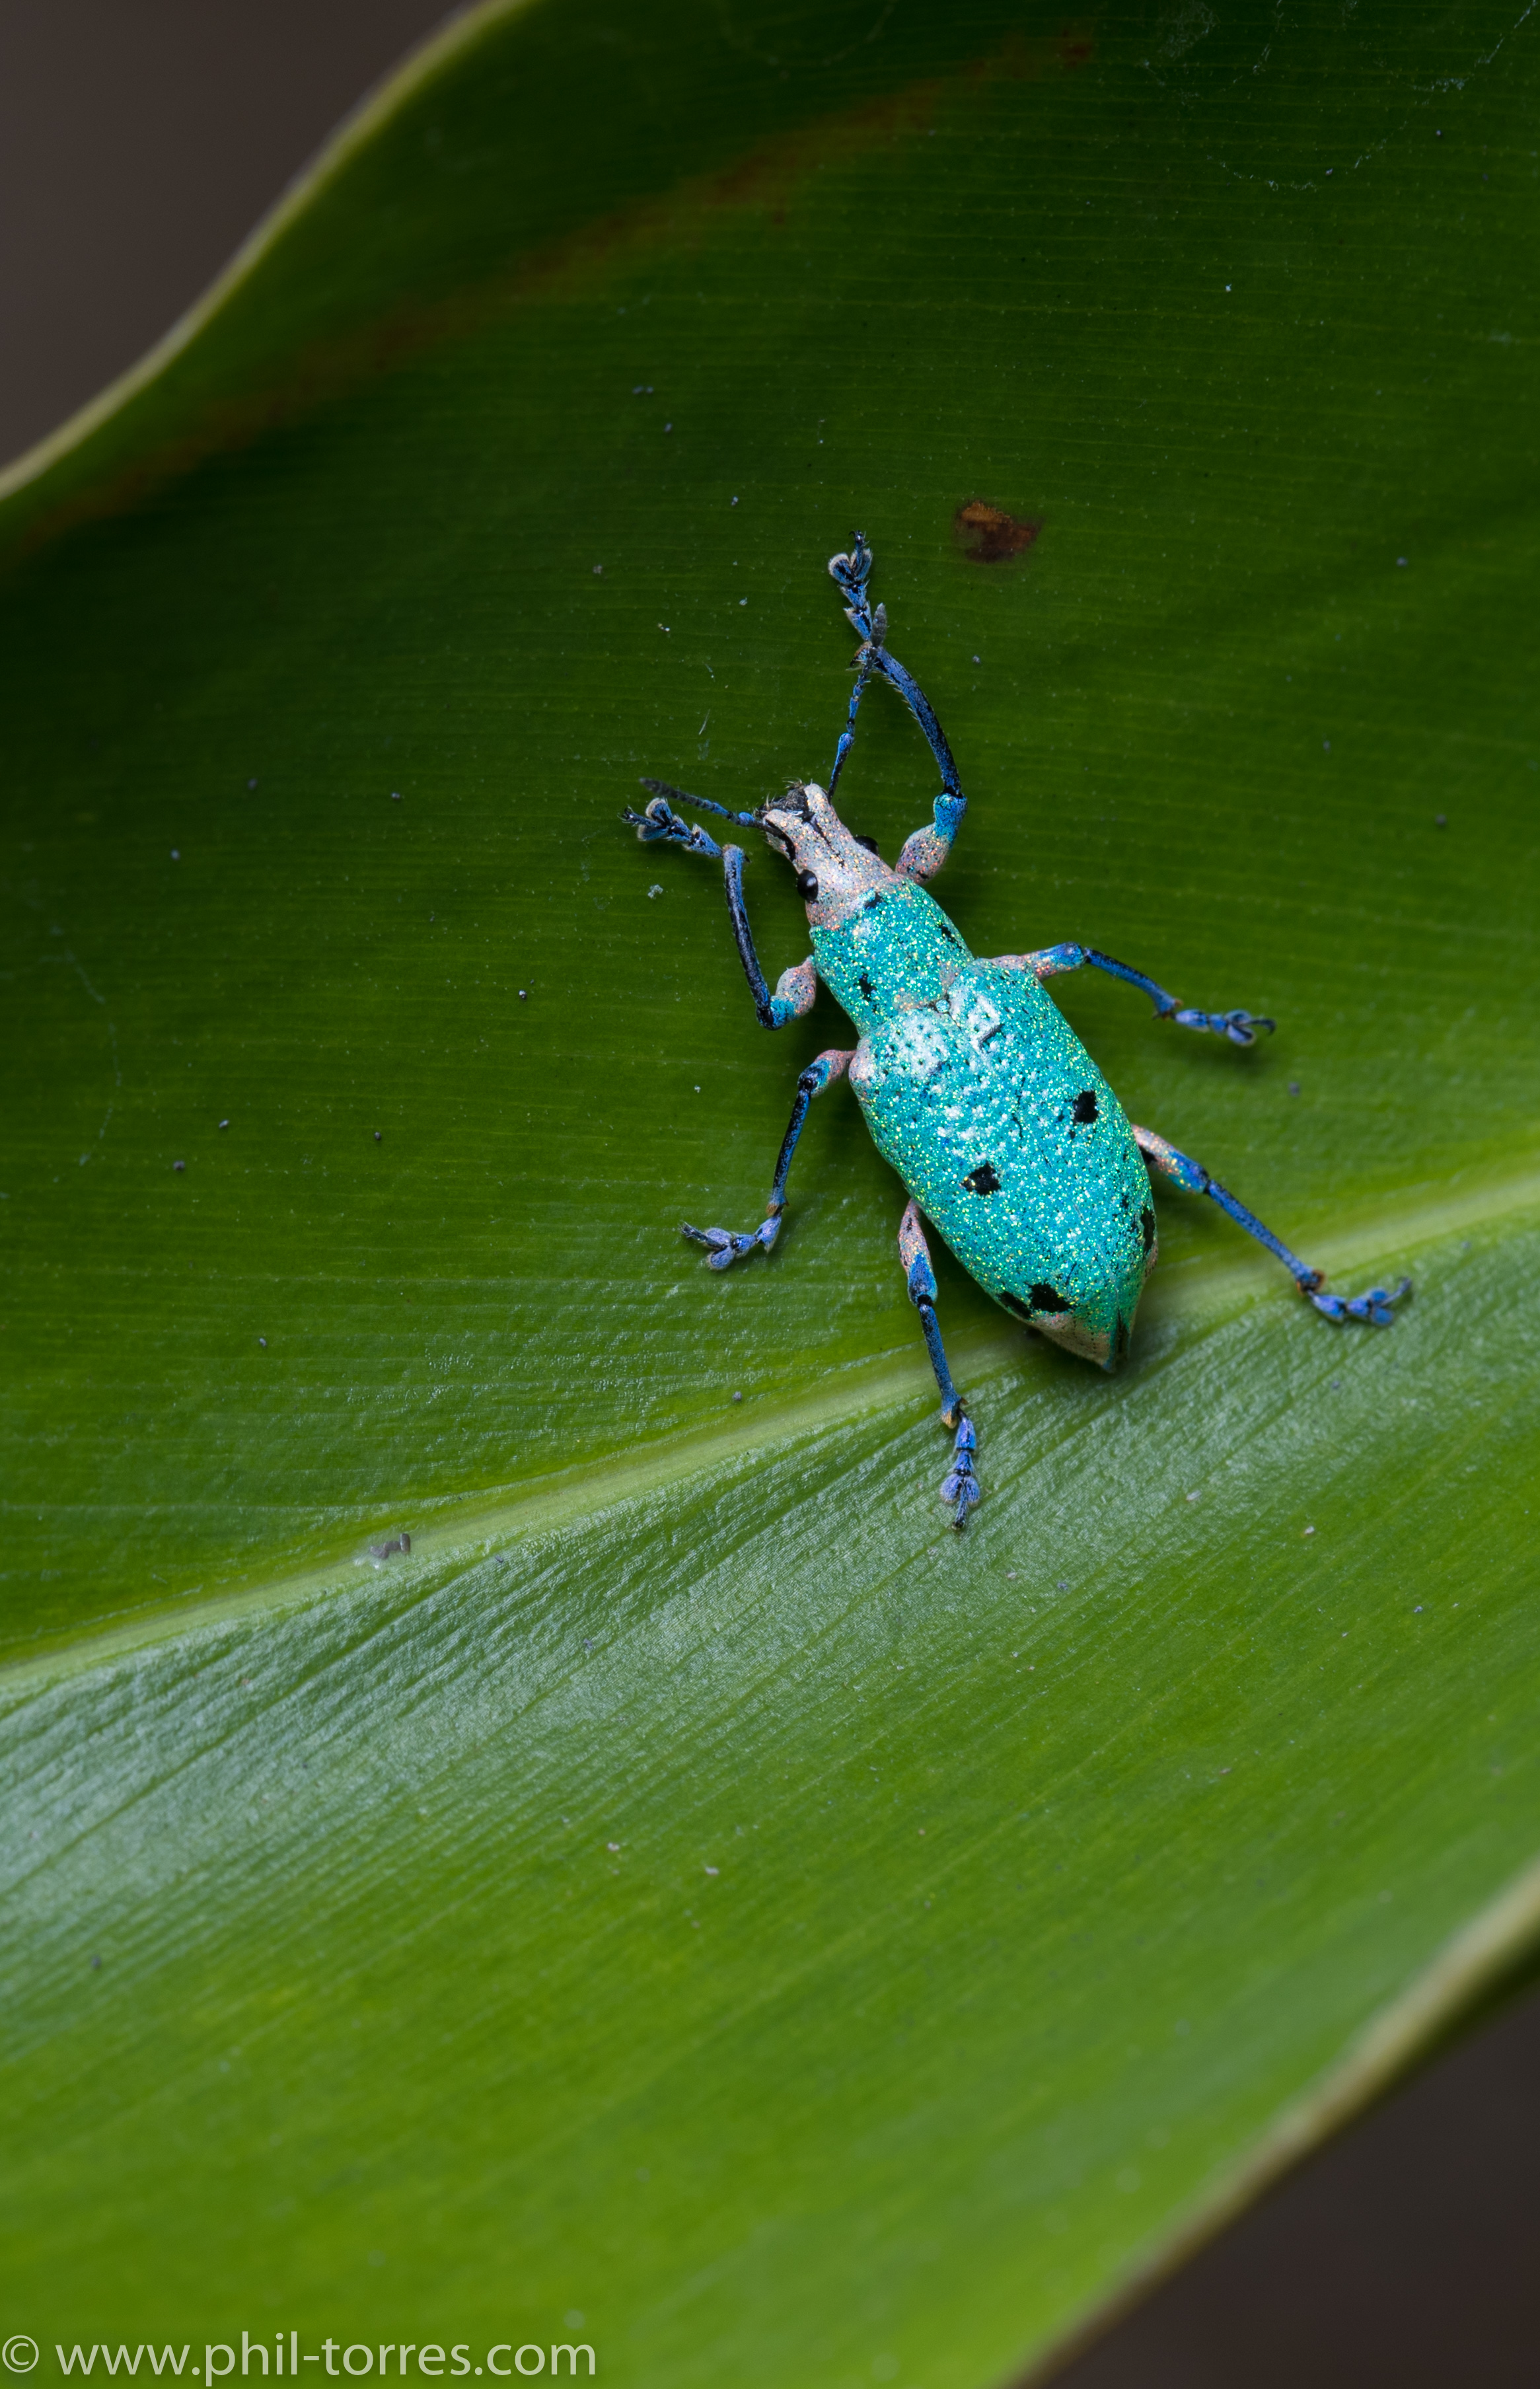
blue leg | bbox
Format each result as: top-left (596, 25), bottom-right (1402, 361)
top-left (721, 845), bottom-right (819, 1030)
top-left (827, 536), bottom-right (967, 884)
top-left (1134, 1125), bottom-right (1412, 1325)
top-left (624, 786), bottom-right (817, 1030)
top-left (826, 647), bottom-right (877, 803)
top-left (898, 1200), bottom-right (980, 1529)
top-left (684, 1048), bottom-right (854, 1269)
top-left (996, 943), bottom-right (1274, 1047)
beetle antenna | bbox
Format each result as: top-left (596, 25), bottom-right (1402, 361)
top-left (637, 776), bottom-right (758, 827)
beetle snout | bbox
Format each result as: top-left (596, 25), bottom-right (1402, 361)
top-left (758, 780), bottom-right (821, 856)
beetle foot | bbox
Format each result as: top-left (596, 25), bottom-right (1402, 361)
top-left (1168, 1006), bottom-right (1276, 1046)
top-left (940, 1414), bottom-right (981, 1530)
top-left (622, 795), bottom-right (723, 859)
top-left (682, 1216), bottom-right (782, 1271)
top-left (1308, 1274), bottom-right (1412, 1327)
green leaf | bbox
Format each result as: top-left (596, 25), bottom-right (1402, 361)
top-left (5, 1), bottom-right (1539, 2382)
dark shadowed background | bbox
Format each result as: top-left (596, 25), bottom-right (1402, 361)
top-left (3, 3), bottom-right (1537, 2379)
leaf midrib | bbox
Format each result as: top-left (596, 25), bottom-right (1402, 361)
top-left (8, 1157), bottom-right (1536, 1694)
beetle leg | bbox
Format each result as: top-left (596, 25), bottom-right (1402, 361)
top-left (722, 846), bottom-right (821, 1029)
top-left (898, 1200), bottom-right (982, 1529)
top-left (826, 536), bottom-right (967, 883)
top-left (683, 1049), bottom-right (854, 1270)
top-left (626, 790), bottom-right (819, 1032)
top-left (994, 945), bottom-right (1274, 1047)
top-left (882, 649), bottom-right (968, 884)
top-left (1132, 1125), bottom-right (1412, 1325)
top-left (826, 647), bottom-right (877, 804)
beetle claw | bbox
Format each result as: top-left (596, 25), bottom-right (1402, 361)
top-left (1169, 1006), bottom-right (1276, 1045)
top-left (622, 796), bottom-right (723, 858)
top-left (682, 1218), bottom-right (781, 1269)
top-left (1309, 1274), bottom-right (1412, 1327)
top-left (939, 1413), bottom-right (981, 1529)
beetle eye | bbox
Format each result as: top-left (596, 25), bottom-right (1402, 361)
top-left (854, 835), bottom-right (880, 854)
top-left (796, 869), bottom-right (819, 900)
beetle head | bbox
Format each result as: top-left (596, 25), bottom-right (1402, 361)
top-left (757, 781), bottom-right (897, 925)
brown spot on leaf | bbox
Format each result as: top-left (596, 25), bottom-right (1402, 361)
top-left (954, 501), bottom-right (1041, 564)
top-left (9, 32), bottom-right (1078, 562)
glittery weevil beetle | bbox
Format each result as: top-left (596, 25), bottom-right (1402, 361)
top-left (624, 535), bottom-right (1410, 1527)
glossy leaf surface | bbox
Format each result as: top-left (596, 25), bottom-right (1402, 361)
top-left (3, 2), bottom-right (1539, 2382)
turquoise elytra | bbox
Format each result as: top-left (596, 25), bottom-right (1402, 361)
top-left (790, 816), bottom-right (1155, 1368)
top-left (849, 959), bottom-right (1154, 1365)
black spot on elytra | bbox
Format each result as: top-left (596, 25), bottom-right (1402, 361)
top-left (863, 892), bottom-right (885, 912)
top-left (999, 1292), bottom-right (1033, 1320)
top-left (854, 834), bottom-right (880, 854)
top-left (1072, 1089), bottom-right (1099, 1125)
top-left (858, 973), bottom-right (874, 1002)
top-left (963, 1162), bottom-right (1001, 1196)
top-left (939, 924), bottom-right (959, 944)
top-left (1141, 1205), bottom-right (1155, 1254)
top-left (1029, 1282), bottom-right (1072, 1313)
